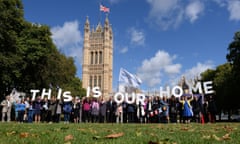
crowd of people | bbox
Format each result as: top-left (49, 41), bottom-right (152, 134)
top-left (0, 93), bottom-right (217, 124)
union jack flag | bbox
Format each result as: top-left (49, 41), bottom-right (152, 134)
top-left (100, 4), bottom-right (110, 13)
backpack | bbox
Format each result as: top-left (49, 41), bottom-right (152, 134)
top-left (63, 103), bottom-right (72, 113)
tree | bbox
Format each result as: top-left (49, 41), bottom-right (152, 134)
top-left (18, 23), bottom-right (56, 89)
top-left (214, 64), bottom-right (234, 109)
top-left (0, 0), bottom-right (86, 98)
top-left (63, 77), bottom-right (86, 98)
top-left (0, 0), bottom-right (25, 96)
top-left (225, 31), bottom-right (240, 118)
top-left (201, 63), bottom-right (235, 120)
top-left (226, 31), bottom-right (240, 74)
top-left (226, 31), bottom-right (240, 99)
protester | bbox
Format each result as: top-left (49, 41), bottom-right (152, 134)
top-left (127, 102), bottom-right (135, 123)
top-left (41, 97), bottom-right (50, 123)
top-left (72, 97), bottom-right (81, 123)
top-left (1, 95), bottom-right (12, 122)
top-left (33, 96), bottom-right (42, 123)
top-left (151, 96), bottom-right (160, 123)
top-left (122, 100), bottom-right (128, 123)
top-left (24, 97), bottom-right (30, 122)
top-left (98, 97), bottom-right (106, 123)
top-left (106, 96), bottom-right (117, 123)
top-left (191, 95), bottom-right (202, 123)
top-left (13, 99), bottom-right (20, 122)
top-left (136, 101), bottom-right (145, 123)
top-left (91, 98), bottom-right (99, 123)
top-left (28, 100), bottom-right (34, 123)
top-left (55, 99), bottom-right (62, 123)
top-left (116, 103), bottom-right (123, 123)
top-left (146, 97), bottom-right (153, 123)
top-left (203, 99), bottom-right (209, 123)
top-left (17, 99), bottom-right (26, 123)
top-left (63, 100), bottom-right (73, 124)
top-left (208, 95), bottom-right (217, 123)
top-left (169, 96), bottom-right (178, 123)
top-left (159, 96), bottom-right (169, 123)
top-left (48, 96), bottom-right (57, 123)
top-left (82, 98), bottom-right (91, 123)
top-left (179, 95), bottom-right (194, 123)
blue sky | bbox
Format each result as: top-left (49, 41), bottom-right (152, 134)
top-left (22, 0), bottom-right (240, 92)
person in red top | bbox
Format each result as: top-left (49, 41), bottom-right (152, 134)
top-left (82, 98), bottom-right (91, 123)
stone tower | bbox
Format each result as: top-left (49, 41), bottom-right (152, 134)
top-left (82, 16), bottom-right (113, 98)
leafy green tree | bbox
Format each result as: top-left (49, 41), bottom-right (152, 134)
top-left (63, 77), bottom-right (86, 98)
top-left (0, 0), bottom-right (86, 98)
top-left (227, 31), bottom-right (240, 77)
top-left (226, 31), bottom-right (240, 108)
top-left (18, 23), bottom-right (57, 89)
top-left (201, 63), bottom-right (234, 120)
top-left (0, 0), bottom-right (25, 95)
top-left (213, 64), bottom-right (233, 110)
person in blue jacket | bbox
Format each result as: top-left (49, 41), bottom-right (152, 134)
top-left (17, 99), bottom-right (26, 123)
top-left (13, 100), bottom-right (20, 122)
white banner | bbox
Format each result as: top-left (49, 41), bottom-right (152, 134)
top-left (118, 68), bottom-right (142, 88)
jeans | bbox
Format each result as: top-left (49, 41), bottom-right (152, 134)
top-left (28, 110), bottom-right (34, 123)
top-left (64, 113), bottom-right (70, 122)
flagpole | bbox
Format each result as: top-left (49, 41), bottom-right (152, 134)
top-left (117, 80), bottom-right (119, 92)
top-left (98, 2), bottom-right (101, 23)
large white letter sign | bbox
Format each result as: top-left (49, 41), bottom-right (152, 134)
top-left (41, 88), bottom-right (52, 100)
top-left (171, 86), bottom-right (183, 98)
top-left (92, 87), bottom-right (102, 98)
top-left (136, 93), bottom-right (145, 105)
top-left (114, 92), bottom-right (124, 104)
top-left (191, 82), bottom-right (203, 94)
top-left (203, 81), bottom-right (214, 94)
top-left (125, 93), bottom-right (135, 104)
top-left (159, 86), bottom-right (170, 97)
top-left (63, 91), bottom-right (72, 102)
top-left (30, 89), bottom-right (40, 100)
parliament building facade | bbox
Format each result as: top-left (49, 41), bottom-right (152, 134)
top-left (82, 16), bottom-right (113, 98)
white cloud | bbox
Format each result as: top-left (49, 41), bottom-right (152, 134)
top-left (137, 50), bottom-right (181, 87)
top-left (164, 64), bottom-right (181, 74)
top-left (228, 0), bottom-right (240, 21)
top-left (212, 0), bottom-right (240, 21)
top-left (182, 61), bottom-right (215, 81)
top-left (166, 61), bottom-right (215, 87)
top-left (185, 1), bottom-right (204, 23)
top-left (137, 51), bottom-right (214, 88)
top-left (147, 0), bottom-right (184, 30)
top-left (128, 27), bottom-right (145, 46)
top-left (51, 20), bottom-right (83, 64)
top-left (212, 0), bottom-right (227, 7)
top-left (119, 46), bottom-right (128, 53)
top-left (146, 0), bottom-right (205, 30)
top-left (146, 0), bottom-right (240, 30)
top-left (51, 20), bottom-right (82, 47)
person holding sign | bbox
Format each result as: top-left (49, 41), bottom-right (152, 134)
top-left (179, 94), bottom-right (194, 123)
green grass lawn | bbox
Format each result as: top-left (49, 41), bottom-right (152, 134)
top-left (0, 122), bottom-right (239, 144)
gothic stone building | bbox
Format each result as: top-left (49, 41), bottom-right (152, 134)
top-left (82, 16), bottom-right (113, 98)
